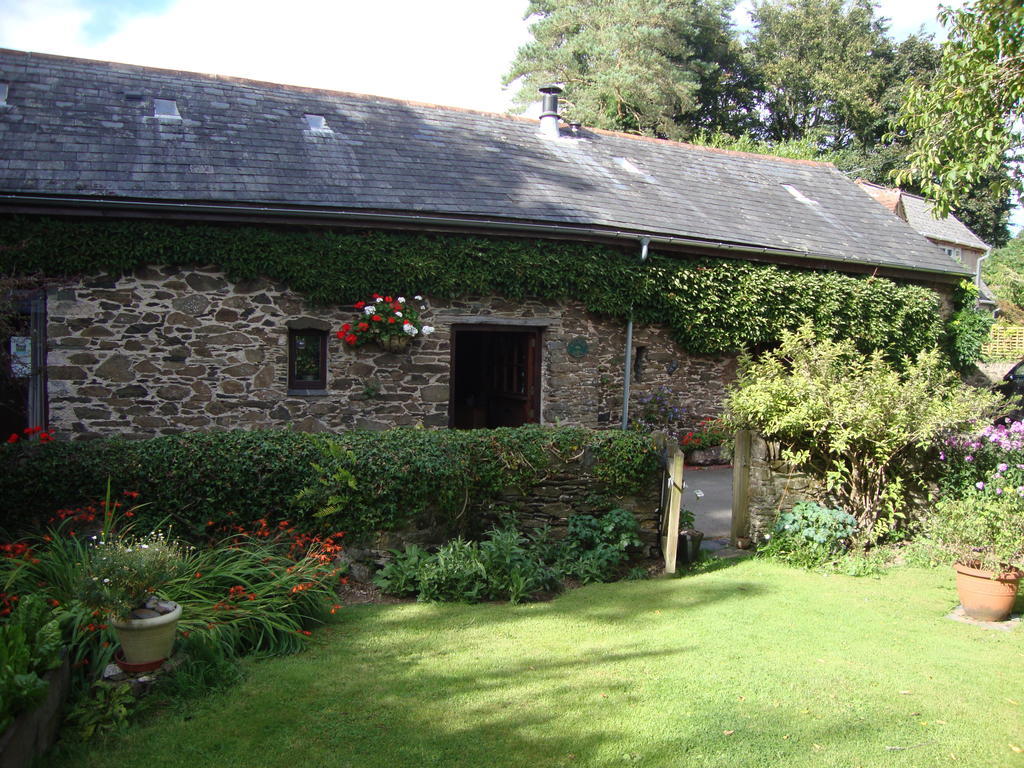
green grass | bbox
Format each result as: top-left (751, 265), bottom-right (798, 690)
top-left (54, 560), bottom-right (1023, 768)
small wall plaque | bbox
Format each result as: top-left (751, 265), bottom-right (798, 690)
top-left (567, 337), bottom-right (589, 358)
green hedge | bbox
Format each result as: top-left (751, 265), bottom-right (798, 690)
top-left (0, 216), bottom-right (945, 360)
top-left (0, 427), bottom-right (659, 540)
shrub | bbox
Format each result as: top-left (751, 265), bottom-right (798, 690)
top-left (0, 427), bottom-right (660, 541)
top-left (416, 540), bottom-right (488, 604)
top-left (79, 532), bottom-right (183, 620)
top-left (759, 501), bottom-right (857, 568)
top-left (928, 493), bottom-right (1024, 573)
top-left (558, 508), bottom-right (644, 584)
top-left (725, 325), bottom-right (998, 542)
top-left (372, 545), bottom-right (430, 597)
top-left (0, 595), bottom-right (63, 732)
top-left (375, 509), bottom-right (644, 602)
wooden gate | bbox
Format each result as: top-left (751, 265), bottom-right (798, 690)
top-left (653, 432), bottom-right (685, 574)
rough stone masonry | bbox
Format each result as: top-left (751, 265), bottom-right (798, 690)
top-left (45, 265), bottom-right (736, 439)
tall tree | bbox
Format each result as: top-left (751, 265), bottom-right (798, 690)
top-left (745, 0), bottom-right (908, 149)
top-left (503, 0), bottom-right (753, 140)
top-left (891, 0), bottom-right (1024, 220)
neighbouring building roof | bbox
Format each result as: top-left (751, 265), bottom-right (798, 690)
top-left (0, 49), bottom-right (969, 279)
top-left (856, 181), bottom-right (990, 251)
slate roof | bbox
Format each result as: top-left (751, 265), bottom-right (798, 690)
top-left (0, 49), bottom-right (969, 278)
top-left (899, 194), bottom-right (990, 251)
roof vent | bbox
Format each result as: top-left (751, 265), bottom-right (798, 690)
top-left (304, 114), bottom-right (333, 134)
top-left (153, 99), bottom-right (181, 119)
top-left (0, 84), bottom-right (8, 106)
top-left (539, 84), bottom-right (562, 139)
top-left (124, 91), bottom-right (144, 102)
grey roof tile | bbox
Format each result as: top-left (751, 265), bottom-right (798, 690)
top-left (0, 48), bottom-right (969, 277)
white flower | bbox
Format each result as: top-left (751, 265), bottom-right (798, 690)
top-left (421, 325), bottom-right (434, 335)
top-left (397, 296), bottom-right (406, 303)
top-left (102, 578), bottom-right (110, 583)
top-left (403, 324), bottom-right (418, 336)
top-left (395, 311), bottom-right (403, 318)
top-left (364, 306), bottom-right (375, 315)
top-left (414, 295), bottom-right (423, 300)
top-left (140, 543), bottom-right (149, 549)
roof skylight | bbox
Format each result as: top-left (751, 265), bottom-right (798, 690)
top-left (782, 184), bottom-right (818, 207)
top-left (0, 84), bottom-right (8, 106)
top-left (304, 114), bottom-right (333, 134)
top-left (153, 98), bottom-right (181, 119)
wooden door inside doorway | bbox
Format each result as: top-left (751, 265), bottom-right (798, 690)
top-left (450, 327), bottom-right (541, 429)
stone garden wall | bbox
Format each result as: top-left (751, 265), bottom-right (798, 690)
top-left (745, 434), bottom-right (826, 543)
top-left (45, 265), bottom-right (736, 439)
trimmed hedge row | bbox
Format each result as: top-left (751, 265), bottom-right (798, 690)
top-left (0, 426), bottom-right (659, 540)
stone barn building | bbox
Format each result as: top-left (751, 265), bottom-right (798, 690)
top-left (0, 49), bottom-right (971, 440)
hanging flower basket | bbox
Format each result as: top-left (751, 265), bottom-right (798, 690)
top-left (379, 334), bottom-right (411, 353)
top-left (337, 293), bottom-right (434, 352)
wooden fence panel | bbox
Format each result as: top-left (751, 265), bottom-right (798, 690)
top-left (983, 325), bottom-right (1024, 361)
top-left (653, 432), bottom-right (684, 574)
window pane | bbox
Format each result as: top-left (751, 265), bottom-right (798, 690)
top-left (292, 332), bottom-right (323, 383)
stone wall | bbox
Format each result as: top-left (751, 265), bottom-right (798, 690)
top-left (45, 265), bottom-right (736, 439)
top-left (367, 451), bottom-right (664, 558)
top-left (745, 434), bottom-right (825, 542)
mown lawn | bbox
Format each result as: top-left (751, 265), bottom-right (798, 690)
top-left (54, 559), bottom-right (1023, 768)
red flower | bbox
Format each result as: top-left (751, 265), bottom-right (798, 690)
top-left (341, 323), bottom-right (351, 333)
top-left (345, 334), bottom-right (358, 346)
top-left (372, 315), bottom-right (383, 322)
top-left (123, 490), bottom-right (140, 499)
top-left (372, 293), bottom-right (381, 299)
top-left (39, 432), bottom-right (54, 444)
top-left (6, 434), bottom-right (18, 444)
top-left (336, 330), bottom-right (345, 339)
top-left (357, 322), bottom-right (369, 331)
top-left (403, 320), bottom-right (412, 326)
top-left (384, 296), bottom-right (393, 303)
top-left (392, 302), bottom-right (402, 310)
top-left (388, 317), bottom-right (396, 324)
top-left (354, 301), bottom-right (366, 309)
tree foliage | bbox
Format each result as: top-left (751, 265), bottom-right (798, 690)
top-left (724, 325), bottom-right (999, 542)
top-left (892, 0), bottom-right (1024, 219)
top-left (503, 0), bottom-right (753, 139)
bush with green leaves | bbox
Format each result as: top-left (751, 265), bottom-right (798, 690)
top-left (0, 595), bottom-right (63, 732)
top-left (557, 508), bottom-right (644, 584)
top-left (0, 426), bottom-right (659, 542)
top-left (725, 324), bottom-right (998, 542)
top-left (374, 509), bottom-right (642, 603)
top-left (759, 501), bottom-right (857, 568)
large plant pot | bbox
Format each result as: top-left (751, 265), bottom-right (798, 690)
top-left (954, 563), bottom-right (1021, 622)
top-left (111, 602), bottom-right (181, 667)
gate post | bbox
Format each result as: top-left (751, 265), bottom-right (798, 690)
top-left (731, 429), bottom-right (751, 545)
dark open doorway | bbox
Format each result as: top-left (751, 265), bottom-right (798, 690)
top-left (450, 327), bottom-right (542, 429)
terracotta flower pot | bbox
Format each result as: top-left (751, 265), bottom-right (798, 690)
top-left (111, 601), bottom-right (181, 667)
top-left (954, 563), bottom-right (1021, 622)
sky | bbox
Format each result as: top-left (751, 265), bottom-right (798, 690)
top-left (0, 0), bottom-right (1017, 232)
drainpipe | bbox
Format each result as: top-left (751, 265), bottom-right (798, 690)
top-left (621, 237), bottom-right (651, 430)
top-left (976, 249), bottom-right (990, 299)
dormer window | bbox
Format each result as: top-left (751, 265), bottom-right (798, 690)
top-left (153, 99), bottom-right (181, 119)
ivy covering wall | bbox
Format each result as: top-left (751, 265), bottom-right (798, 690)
top-left (0, 215), bottom-right (948, 359)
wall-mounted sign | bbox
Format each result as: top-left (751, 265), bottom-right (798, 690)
top-left (10, 336), bottom-right (31, 378)
top-left (567, 337), bottom-right (589, 358)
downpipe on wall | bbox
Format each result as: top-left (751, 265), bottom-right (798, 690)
top-left (621, 237), bottom-right (650, 430)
